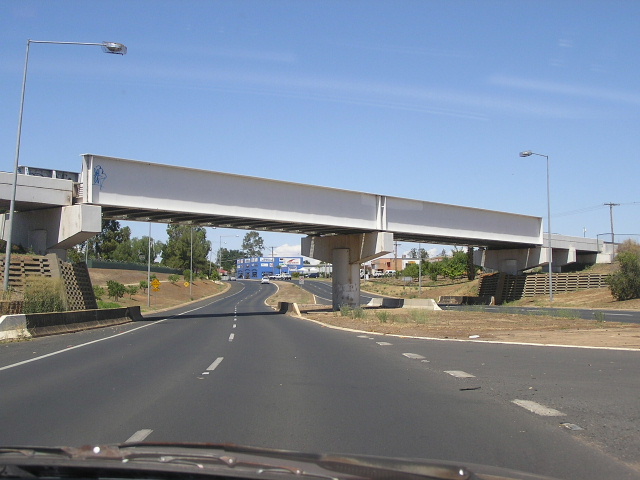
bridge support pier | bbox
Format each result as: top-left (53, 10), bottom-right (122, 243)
top-left (302, 232), bottom-right (393, 310)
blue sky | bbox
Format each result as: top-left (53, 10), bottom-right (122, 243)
top-left (1, 1), bottom-right (638, 260)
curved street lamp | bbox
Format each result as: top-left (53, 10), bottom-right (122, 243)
top-left (3, 40), bottom-right (127, 292)
top-left (519, 150), bottom-right (553, 302)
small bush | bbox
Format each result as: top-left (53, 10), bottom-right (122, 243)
top-left (93, 285), bottom-right (105, 300)
top-left (607, 242), bottom-right (640, 301)
top-left (340, 306), bottom-right (353, 317)
top-left (376, 311), bottom-right (389, 323)
top-left (351, 307), bottom-right (366, 319)
top-left (23, 276), bottom-right (65, 313)
top-left (410, 309), bottom-right (429, 324)
top-left (183, 269), bottom-right (193, 283)
top-left (107, 280), bottom-right (126, 301)
top-left (139, 280), bottom-right (148, 292)
top-left (126, 285), bottom-right (138, 298)
top-left (168, 274), bottom-right (180, 284)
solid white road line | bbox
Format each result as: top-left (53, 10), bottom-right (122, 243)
top-left (206, 357), bottom-right (224, 371)
top-left (125, 429), bottom-right (153, 443)
top-left (512, 399), bottom-right (565, 416)
top-left (444, 370), bottom-right (476, 378)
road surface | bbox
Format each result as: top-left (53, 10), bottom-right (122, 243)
top-left (1, 280), bottom-right (639, 479)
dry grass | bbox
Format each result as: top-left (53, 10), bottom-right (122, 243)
top-left (89, 268), bottom-right (228, 313)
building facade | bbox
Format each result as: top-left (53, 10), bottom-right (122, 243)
top-left (236, 256), bottom-right (304, 279)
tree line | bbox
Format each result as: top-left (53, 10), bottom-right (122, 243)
top-left (68, 220), bottom-right (266, 277)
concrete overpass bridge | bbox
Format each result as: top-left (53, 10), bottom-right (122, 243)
top-left (0, 154), bottom-right (607, 308)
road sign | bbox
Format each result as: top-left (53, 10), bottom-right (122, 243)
top-left (151, 278), bottom-right (161, 292)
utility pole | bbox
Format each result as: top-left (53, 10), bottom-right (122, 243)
top-left (604, 203), bottom-right (620, 262)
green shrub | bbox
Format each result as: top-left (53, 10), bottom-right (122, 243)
top-left (23, 276), bottom-right (65, 313)
top-left (168, 274), bottom-right (180, 284)
top-left (607, 242), bottom-right (640, 301)
top-left (340, 305), bottom-right (353, 317)
top-left (139, 280), bottom-right (148, 292)
top-left (376, 311), bottom-right (389, 323)
top-left (93, 285), bottom-right (105, 300)
top-left (107, 280), bottom-right (126, 301)
top-left (183, 269), bottom-right (193, 283)
top-left (126, 285), bottom-right (138, 298)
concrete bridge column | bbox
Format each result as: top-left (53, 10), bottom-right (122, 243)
top-left (301, 232), bottom-right (393, 310)
top-left (332, 248), bottom-right (361, 310)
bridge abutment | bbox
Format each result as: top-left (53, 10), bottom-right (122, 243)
top-left (302, 232), bottom-right (393, 310)
top-left (1, 204), bottom-right (101, 258)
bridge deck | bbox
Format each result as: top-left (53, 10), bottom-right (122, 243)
top-left (80, 154), bottom-right (542, 248)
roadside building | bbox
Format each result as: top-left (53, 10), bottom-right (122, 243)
top-left (236, 256), bottom-right (304, 279)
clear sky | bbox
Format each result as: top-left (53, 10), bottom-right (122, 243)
top-left (1, 1), bottom-right (638, 260)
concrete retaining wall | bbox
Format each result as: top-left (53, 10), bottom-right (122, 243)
top-left (0, 306), bottom-right (142, 340)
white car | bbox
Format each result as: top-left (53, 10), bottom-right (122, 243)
top-left (260, 277), bottom-right (270, 284)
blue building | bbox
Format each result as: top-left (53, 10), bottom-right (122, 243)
top-left (236, 256), bottom-right (303, 279)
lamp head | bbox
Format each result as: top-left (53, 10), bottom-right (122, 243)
top-left (101, 42), bottom-right (127, 55)
top-left (519, 151), bottom-right (533, 157)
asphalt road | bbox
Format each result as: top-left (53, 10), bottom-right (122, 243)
top-left (293, 278), bottom-right (381, 305)
top-left (1, 280), bottom-right (639, 479)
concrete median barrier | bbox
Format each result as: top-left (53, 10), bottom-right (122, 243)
top-left (0, 306), bottom-right (142, 340)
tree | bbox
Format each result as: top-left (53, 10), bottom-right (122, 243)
top-left (218, 248), bottom-right (244, 273)
top-left (242, 231), bottom-right (264, 256)
top-left (107, 280), bottom-right (126, 301)
top-left (607, 240), bottom-right (640, 301)
top-left (161, 225), bottom-right (211, 273)
top-left (440, 250), bottom-right (467, 280)
top-left (91, 220), bottom-right (130, 260)
top-left (467, 246), bottom-right (476, 280)
top-left (402, 262), bottom-right (420, 278)
top-left (409, 247), bottom-right (429, 260)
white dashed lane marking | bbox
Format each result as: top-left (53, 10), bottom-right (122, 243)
top-left (125, 429), bottom-right (153, 443)
top-left (376, 342), bottom-right (393, 346)
top-left (205, 357), bottom-right (224, 372)
top-left (402, 353), bottom-right (426, 360)
top-left (228, 333), bottom-right (235, 342)
top-left (512, 399), bottom-right (565, 417)
top-left (444, 370), bottom-right (476, 378)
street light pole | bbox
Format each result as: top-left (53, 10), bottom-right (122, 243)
top-left (3, 40), bottom-right (126, 293)
top-left (520, 150), bottom-right (553, 302)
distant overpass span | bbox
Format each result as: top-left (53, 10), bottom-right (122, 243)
top-left (0, 154), bottom-right (608, 308)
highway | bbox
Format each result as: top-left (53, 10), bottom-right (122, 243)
top-left (294, 278), bottom-right (381, 306)
top-left (1, 280), bottom-right (639, 479)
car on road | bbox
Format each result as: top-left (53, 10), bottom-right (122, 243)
top-left (260, 277), bottom-right (270, 284)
